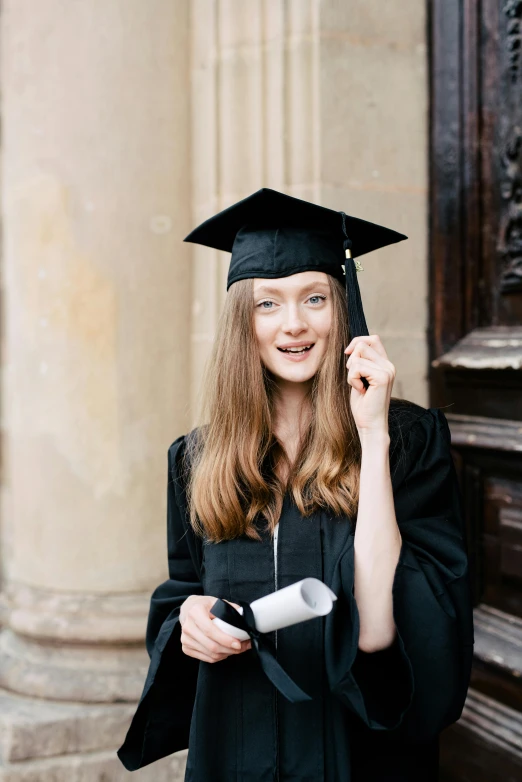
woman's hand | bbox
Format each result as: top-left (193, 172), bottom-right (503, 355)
top-left (344, 335), bottom-right (396, 435)
top-left (179, 594), bottom-right (252, 663)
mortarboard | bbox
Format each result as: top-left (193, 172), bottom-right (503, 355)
top-left (184, 188), bottom-right (407, 388)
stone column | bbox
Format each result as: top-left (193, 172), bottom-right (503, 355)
top-left (0, 1), bottom-right (191, 779)
top-left (190, 0), bottom-right (324, 421)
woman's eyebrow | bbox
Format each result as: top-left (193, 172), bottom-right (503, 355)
top-left (255, 281), bottom-right (330, 295)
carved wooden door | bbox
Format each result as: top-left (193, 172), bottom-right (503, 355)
top-left (430, 1), bottom-right (522, 779)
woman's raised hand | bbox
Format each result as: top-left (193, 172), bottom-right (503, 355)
top-left (179, 594), bottom-right (252, 663)
top-left (344, 334), bottom-right (396, 436)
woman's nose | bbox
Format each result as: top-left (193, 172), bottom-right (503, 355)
top-left (282, 308), bottom-right (307, 331)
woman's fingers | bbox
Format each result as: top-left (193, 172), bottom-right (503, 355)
top-left (346, 343), bottom-right (392, 371)
top-left (181, 622), bottom-right (233, 660)
top-left (345, 336), bottom-right (396, 395)
top-left (188, 613), bottom-right (240, 655)
top-left (349, 343), bottom-right (384, 365)
top-left (348, 356), bottom-right (395, 382)
top-left (180, 594), bottom-right (252, 662)
top-left (181, 642), bottom-right (225, 664)
top-left (345, 334), bottom-right (388, 358)
top-left (346, 337), bottom-right (395, 378)
top-left (197, 607), bottom-right (246, 650)
top-left (185, 620), bottom-right (228, 655)
top-left (348, 355), bottom-right (395, 379)
top-left (191, 599), bottom-right (240, 646)
top-left (182, 631), bottom-right (251, 662)
top-left (347, 356), bottom-right (395, 393)
top-left (182, 602), bottom-right (252, 661)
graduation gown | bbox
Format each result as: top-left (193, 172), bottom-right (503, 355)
top-left (117, 401), bottom-right (475, 781)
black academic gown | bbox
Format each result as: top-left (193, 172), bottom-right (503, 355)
top-left (117, 400), bottom-right (475, 781)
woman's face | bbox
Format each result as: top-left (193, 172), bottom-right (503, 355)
top-left (253, 271), bottom-right (332, 383)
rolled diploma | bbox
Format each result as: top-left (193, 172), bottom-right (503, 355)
top-left (211, 577), bottom-right (338, 641)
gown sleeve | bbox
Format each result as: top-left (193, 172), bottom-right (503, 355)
top-left (116, 434), bottom-right (203, 771)
top-left (326, 407), bottom-right (475, 742)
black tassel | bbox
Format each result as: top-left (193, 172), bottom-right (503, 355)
top-left (341, 212), bottom-right (369, 390)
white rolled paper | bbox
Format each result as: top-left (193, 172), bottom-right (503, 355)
top-left (211, 577), bottom-right (338, 641)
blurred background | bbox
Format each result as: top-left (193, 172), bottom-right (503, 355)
top-left (0, 0), bottom-right (520, 780)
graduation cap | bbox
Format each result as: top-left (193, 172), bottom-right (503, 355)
top-left (184, 188), bottom-right (407, 387)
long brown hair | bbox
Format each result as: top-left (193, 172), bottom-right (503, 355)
top-left (183, 273), bottom-right (370, 543)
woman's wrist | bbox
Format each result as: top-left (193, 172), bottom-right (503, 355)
top-left (358, 428), bottom-right (390, 450)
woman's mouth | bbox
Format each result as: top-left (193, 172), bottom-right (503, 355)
top-left (276, 344), bottom-right (315, 361)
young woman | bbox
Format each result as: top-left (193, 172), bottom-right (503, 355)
top-left (117, 189), bottom-right (474, 782)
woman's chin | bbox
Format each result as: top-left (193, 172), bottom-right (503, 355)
top-left (269, 364), bottom-right (317, 383)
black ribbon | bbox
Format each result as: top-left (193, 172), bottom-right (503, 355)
top-left (210, 598), bottom-right (312, 703)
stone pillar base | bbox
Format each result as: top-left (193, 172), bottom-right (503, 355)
top-left (0, 585), bottom-right (150, 702)
top-left (0, 688), bottom-right (186, 781)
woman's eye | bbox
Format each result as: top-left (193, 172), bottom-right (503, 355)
top-left (256, 295), bottom-right (326, 309)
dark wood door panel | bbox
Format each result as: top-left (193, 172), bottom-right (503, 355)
top-left (448, 439), bottom-right (522, 712)
top-left (430, 0), bottom-right (522, 777)
top-left (430, 0), bottom-right (522, 372)
top-left (483, 476), bottom-right (522, 616)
